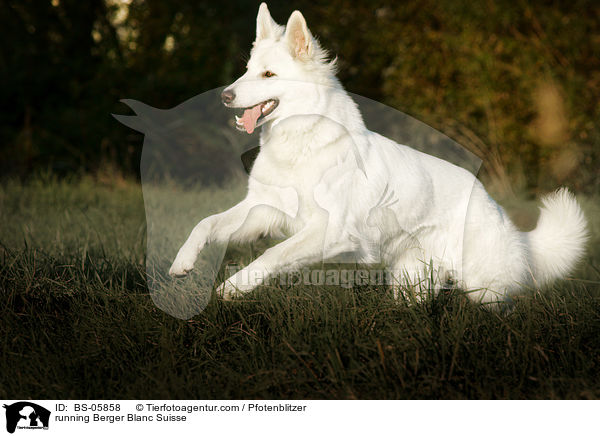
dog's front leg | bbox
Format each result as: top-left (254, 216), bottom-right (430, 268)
top-left (169, 199), bottom-right (257, 277)
top-left (217, 214), bottom-right (333, 299)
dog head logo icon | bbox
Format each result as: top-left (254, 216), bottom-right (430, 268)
top-left (3, 402), bottom-right (50, 433)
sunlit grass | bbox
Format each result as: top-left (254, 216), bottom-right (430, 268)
top-left (0, 176), bottom-right (599, 399)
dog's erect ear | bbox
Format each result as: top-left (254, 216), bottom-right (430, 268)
top-left (256, 3), bottom-right (278, 41)
top-left (285, 10), bottom-right (312, 59)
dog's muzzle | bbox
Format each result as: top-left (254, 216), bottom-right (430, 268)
top-left (221, 89), bottom-right (235, 105)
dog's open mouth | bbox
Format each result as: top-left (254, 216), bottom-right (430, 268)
top-left (235, 99), bottom-right (279, 134)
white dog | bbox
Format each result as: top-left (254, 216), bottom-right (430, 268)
top-left (169, 3), bottom-right (588, 304)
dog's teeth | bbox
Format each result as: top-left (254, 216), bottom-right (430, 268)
top-left (235, 115), bottom-right (242, 124)
top-left (262, 101), bottom-right (274, 114)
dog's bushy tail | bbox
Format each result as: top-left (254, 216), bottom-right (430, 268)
top-left (526, 188), bottom-right (588, 286)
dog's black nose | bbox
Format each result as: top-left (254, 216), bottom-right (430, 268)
top-left (221, 89), bottom-right (235, 105)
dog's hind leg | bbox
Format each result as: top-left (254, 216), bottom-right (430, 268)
top-left (388, 252), bottom-right (458, 303)
top-left (389, 257), bottom-right (432, 303)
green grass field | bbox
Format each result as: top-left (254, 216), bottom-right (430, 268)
top-left (1, 175), bottom-right (599, 399)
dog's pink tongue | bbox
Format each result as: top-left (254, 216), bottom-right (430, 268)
top-left (241, 104), bottom-right (262, 134)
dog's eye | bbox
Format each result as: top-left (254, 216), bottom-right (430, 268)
top-left (263, 71), bottom-right (276, 78)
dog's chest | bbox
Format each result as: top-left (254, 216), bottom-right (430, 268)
top-left (249, 143), bottom-right (335, 219)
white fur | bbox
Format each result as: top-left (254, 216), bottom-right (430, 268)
top-left (169, 3), bottom-right (588, 304)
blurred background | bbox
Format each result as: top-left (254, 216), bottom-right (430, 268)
top-left (1, 0), bottom-right (599, 195)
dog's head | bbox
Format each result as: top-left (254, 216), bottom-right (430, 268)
top-left (222, 3), bottom-right (336, 134)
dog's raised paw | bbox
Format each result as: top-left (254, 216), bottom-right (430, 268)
top-left (169, 258), bottom-right (195, 277)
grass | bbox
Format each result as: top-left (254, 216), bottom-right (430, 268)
top-left (0, 174), bottom-right (599, 399)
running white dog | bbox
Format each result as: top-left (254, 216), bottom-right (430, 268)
top-left (169, 3), bottom-right (588, 304)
